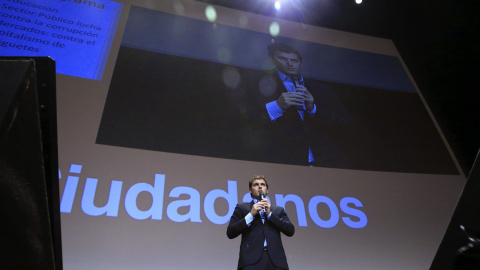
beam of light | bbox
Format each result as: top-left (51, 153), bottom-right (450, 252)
top-left (274, 1), bottom-right (281, 11)
top-left (288, 0), bottom-right (306, 25)
top-left (172, 0), bottom-right (185, 15)
top-left (205, 5), bottom-right (217, 22)
top-left (269, 21), bottom-right (280, 36)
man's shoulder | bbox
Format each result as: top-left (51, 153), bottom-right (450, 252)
top-left (271, 205), bottom-right (285, 211)
top-left (237, 202), bottom-right (252, 209)
top-left (232, 202), bottom-right (251, 215)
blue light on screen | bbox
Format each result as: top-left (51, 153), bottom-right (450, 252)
top-left (0, 0), bottom-right (123, 80)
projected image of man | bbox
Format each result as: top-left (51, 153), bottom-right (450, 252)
top-left (249, 42), bottom-right (353, 167)
top-left (267, 43), bottom-right (314, 113)
top-left (266, 43), bottom-right (316, 165)
top-left (227, 175), bottom-right (294, 270)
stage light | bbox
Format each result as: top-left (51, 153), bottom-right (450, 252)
top-left (356, 0), bottom-right (362, 4)
top-left (205, 5), bottom-right (217, 22)
top-left (274, 1), bottom-right (281, 11)
top-left (173, 0), bottom-right (185, 15)
top-left (269, 21), bottom-right (280, 36)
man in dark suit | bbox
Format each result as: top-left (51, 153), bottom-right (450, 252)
top-left (227, 175), bottom-right (295, 270)
top-left (241, 42), bottom-right (354, 167)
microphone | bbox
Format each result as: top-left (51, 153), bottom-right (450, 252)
top-left (259, 192), bottom-right (266, 218)
top-left (290, 75), bottom-right (300, 87)
top-left (290, 74), bottom-right (306, 111)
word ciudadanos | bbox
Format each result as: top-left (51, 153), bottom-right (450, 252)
top-left (60, 164), bottom-right (368, 229)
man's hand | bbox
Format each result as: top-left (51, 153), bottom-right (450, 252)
top-left (261, 198), bottom-right (271, 217)
top-left (250, 198), bottom-right (271, 216)
top-left (276, 86), bottom-right (315, 112)
top-left (250, 201), bottom-right (265, 217)
top-left (295, 86), bottom-right (314, 112)
top-left (250, 199), bottom-right (271, 217)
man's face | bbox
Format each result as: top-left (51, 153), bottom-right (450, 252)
top-left (249, 179), bottom-right (268, 200)
top-left (272, 51), bottom-right (301, 76)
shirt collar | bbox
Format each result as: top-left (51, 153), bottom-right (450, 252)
top-left (276, 69), bottom-right (303, 84)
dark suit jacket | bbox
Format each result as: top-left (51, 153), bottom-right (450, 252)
top-left (227, 201), bottom-right (295, 270)
top-left (239, 69), bottom-right (355, 167)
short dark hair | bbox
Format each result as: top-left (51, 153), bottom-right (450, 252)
top-left (267, 42), bottom-right (303, 63)
top-left (249, 175), bottom-right (269, 189)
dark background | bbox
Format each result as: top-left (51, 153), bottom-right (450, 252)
top-left (196, 0), bottom-right (480, 269)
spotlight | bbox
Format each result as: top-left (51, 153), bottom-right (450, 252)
top-left (205, 5), bottom-right (217, 22)
top-left (269, 21), bottom-right (280, 36)
top-left (274, 1), bottom-right (281, 11)
top-left (355, 0), bottom-right (362, 4)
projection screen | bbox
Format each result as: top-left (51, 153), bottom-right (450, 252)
top-left (1, 0), bottom-right (466, 269)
